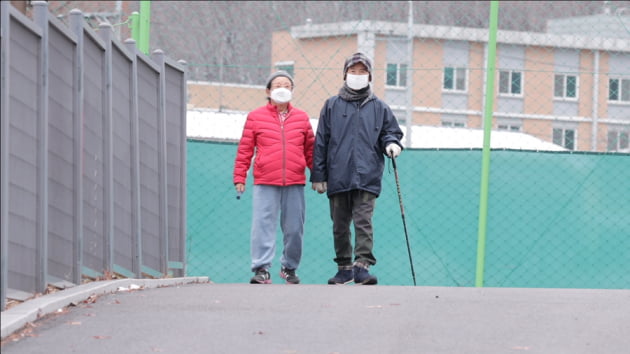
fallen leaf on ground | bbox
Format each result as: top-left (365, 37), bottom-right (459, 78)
top-left (83, 295), bottom-right (98, 304)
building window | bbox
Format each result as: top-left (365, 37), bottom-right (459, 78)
top-left (497, 123), bottom-right (521, 132)
top-left (609, 78), bottom-right (630, 103)
top-left (386, 63), bottom-right (407, 87)
top-left (554, 74), bottom-right (578, 99)
top-left (497, 118), bottom-right (522, 132)
top-left (443, 67), bottom-right (467, 92)
top-left (499, 70), bottom-right (522, 95)
top-left (441, 120), bottom-right (465, 128)
top-left (553, 127), bottom-right (575, 150)
top-left (274, 62), bottom-right (294, 77)
top-left (607, 129), bottom-right (629, 152)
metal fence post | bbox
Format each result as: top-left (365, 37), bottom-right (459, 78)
top-left (99, 22), bottom-right (115, 276)
top-left (33, 0), bottom-right (49, 294)
top-left (130, 12), bottom-right (139, 45)
top-left (178, 59), bottom-right (188, 277)
top-left (0, 0), bottom-right (11, 311)
top-left (125, 38), bottom-right (143, 278)
top-left (139, 1), bottom-right (151, 55)
top-left (68, 8), bottom-right (85, 285)
top-left (475, 0), bottom-right (500, 288)
top-left (151, 49), bottom-right (169, 276)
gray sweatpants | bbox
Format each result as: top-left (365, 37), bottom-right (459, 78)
top-left (250, 184), bottom-right (305, 272)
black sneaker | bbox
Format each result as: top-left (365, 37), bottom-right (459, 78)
top-left (280, 267), bottom-right (300, 284)
top-left (327, 266), bottom-right (354, 285)
top-left (250, 268), bottom-right (272, 284)
top-left (353, 262), bottom-right (377, 285)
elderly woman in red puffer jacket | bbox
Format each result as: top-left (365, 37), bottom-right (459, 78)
top-left (233, 70), bottom-right (315, 285)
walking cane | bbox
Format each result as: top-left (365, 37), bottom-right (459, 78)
top-left (391, 155), bottom-right (417, 286)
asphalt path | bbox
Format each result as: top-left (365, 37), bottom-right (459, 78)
top-left (2, 279), bottom-right (629, 353)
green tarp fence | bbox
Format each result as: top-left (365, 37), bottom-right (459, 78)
top-left (186, 140), bottom-right (630, 288)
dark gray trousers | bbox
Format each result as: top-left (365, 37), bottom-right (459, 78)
top-left (329, 190), bottom-right (377, 267)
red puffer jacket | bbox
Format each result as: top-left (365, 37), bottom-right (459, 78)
top-left (233, 103), bottom-right (315, 186)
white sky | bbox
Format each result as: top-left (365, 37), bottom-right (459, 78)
top-left (186, 109), bottom-right (566, 151)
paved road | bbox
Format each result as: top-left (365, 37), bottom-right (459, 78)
top-left (2, 279), bottom-right (629, 353)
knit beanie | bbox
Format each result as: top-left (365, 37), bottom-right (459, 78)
top-left (265, 70), bottom-right (294, 89)
top-left (343, 52), bottom-right (372, 79)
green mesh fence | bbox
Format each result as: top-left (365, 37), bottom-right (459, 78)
top-left (187, 140), bottom-right (630, 288)
top-left (43, 1), bottom-right (630, 288)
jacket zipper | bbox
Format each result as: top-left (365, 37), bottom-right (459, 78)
top-left (280, 112), bottom-right (286, 186)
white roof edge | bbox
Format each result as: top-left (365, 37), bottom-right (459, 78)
top-left (290, 20), bottom-right (630, 52)
top-left (188, 80), bottom-right (265, 89)
top-left (186, 110), bottom-right (569, 151)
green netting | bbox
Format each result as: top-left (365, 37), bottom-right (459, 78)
top-left (186, 140), bottom-right (630, 288)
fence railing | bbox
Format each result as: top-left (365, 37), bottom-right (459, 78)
top-left (0, 1), bottom-right (187, 311)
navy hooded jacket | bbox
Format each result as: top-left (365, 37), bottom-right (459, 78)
top-left (311, 94), bottom-right (404, 197)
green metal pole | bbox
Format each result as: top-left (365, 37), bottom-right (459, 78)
top-left (139, 1), bottom-right (151, 55)
top-left (130, 11), bottom-right (140, 43)
top-left (475, 0), bottom-right (499, 288)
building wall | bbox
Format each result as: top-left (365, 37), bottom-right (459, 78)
top-left (187, 82), bottom-right (266, 113)
top-left (525, 46), bottom-right (554, 116)
top-left (467, 42), bottom-right (486, 129)
top-left (372, 36), bottom-right (389, 100)
top-left (578, 50), bottom-right (595, 121)
top-left (599, 51), bottom-right (612, 121)
top-left (414, 39), bottom-right (443, 126)
top-left (596, 51), bottom-right (612, 152)
top-left (524, 46), bottom-right (556, 146)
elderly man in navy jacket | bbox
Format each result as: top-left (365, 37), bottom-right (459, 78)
top-left (311, 52), bottom-right (404, 285)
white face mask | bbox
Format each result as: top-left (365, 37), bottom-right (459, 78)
top-left (346, 74), bottom-right (370, 90)
top-left (270, 87), bottom-right (292, 103)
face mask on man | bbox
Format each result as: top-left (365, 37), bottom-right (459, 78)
top-left (346, 74), bottom-right (370, 90)
top-left (270, 87), bottom-right (292, 103)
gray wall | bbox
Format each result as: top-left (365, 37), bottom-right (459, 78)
top-left (0, 2), bottom-right (187, 310)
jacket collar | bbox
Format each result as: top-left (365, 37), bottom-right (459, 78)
top-left (267, 102), bottom-right (292, 113)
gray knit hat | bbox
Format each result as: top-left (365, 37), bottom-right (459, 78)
top-left (343, 52), bottom-right (372, 79)
top-left (265, 70), bottom-right (294, 89)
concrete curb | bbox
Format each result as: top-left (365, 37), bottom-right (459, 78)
top-left (1, 277), bottom-right (210, 340)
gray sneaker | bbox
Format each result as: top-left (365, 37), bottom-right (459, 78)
top-left (280, 267), bottom-right (300, 284)
top-left (250, 268), bottom-right (272, 284)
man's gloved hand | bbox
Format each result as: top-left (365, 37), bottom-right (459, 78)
top-left (385, 143), bottom-right (402, 158)
top-left (312, 182), bottom-right (327, 194)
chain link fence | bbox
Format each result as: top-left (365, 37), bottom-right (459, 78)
top-left (46, 1), bottom-right (630, 287)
